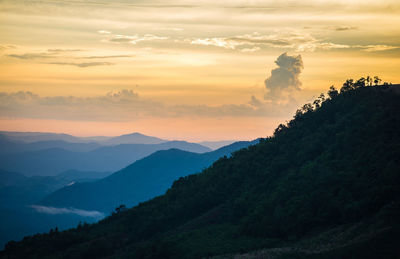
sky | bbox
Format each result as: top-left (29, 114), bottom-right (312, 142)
top-left (0, 0), bottom-right (399, 141)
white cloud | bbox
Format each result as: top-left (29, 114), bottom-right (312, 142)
top-left (190, 38), bottom-right (238, 49)
top-left (98, 30), bottom-right (112, 34)
top-left (30, 205), bottom-right (105, 218)
top-left (187, 32), bottom-right (398, 53)
top-left (107, 34), bottom-right (168, 44)
top-left (356, 45), bottom-right (399, 52)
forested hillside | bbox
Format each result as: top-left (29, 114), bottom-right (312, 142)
top-left (2, 82), bottom-right (399, 259)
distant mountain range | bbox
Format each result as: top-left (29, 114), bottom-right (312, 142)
top-left (0, 131), bottom-right (166, 145)
top-left (0, 131), bottom-right (88, 143)
top-left (198, 140), bottom-right (236, 150)
top-left (102, 132), bottom-right (166, 145)
top-left (0, 136), bottom-right (101, 154)
top-left (0, 169), bottom-right (111, 248)
top-left (0, 131), bottom-right (237, 150)
top-left (0, 134), bottom-right (254, 248)
top-left (40, 140), bottom-right (259, 213)
top-left (0, 169), bottom-right (112, 208)
top-left (0, 140), bottom-right (211, 176)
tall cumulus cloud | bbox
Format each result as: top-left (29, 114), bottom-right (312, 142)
top-left (264, 53), bottom-right (303, 100)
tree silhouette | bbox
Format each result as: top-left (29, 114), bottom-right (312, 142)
top-left (327, 85), bottom-right (338, 98)
top-left (374, 76), bottom-right (382, 86)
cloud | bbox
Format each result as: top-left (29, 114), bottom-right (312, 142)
top-left (334, 26), bottom-right (358, 31)
top-left (7, 49), bottom-right (82, 60)
top-left (80, 55), bottom-right (133, 59)
top-left (46, 62), bottom-right (113, 67)
top-left (30, 205), bottom-right (105, 218)
top-left (8, 53), bottom-right (53, 60)
top-left (6, 49), bottom-right (132, 66)
top-left (107, 34), bottom-right (168, 44)
top-left (190, 38), bottom-right (238, 49)
top-left (295, 42), bottom-right (350, 52)
top-left (189, 32), bottom-right (346, 52)
top-left (356, 45), bottom-right (399, 52)
top-left (189, 32), bottom-right (304, 50)
top-left (229, 32), bottom-right (311, 47)
top-left (249, 95), bottom-right (263, 107)
top-left (264, 53), bottom-right (303, 100)
top-left (0, 90), bottom-right (165, 121)
top-left (188, 32), bottom-right (398, 53)
top-left (0, 45), bottom-right (17, 52)
top-left (0, 88), bottom-right (300, 121)
top-left (98, 30), bottom-right (112, 34)
top-left (47, 48), bottom-right (82, 53)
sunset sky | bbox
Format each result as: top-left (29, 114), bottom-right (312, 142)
top-left (0, 0), bottom-right (399, 141)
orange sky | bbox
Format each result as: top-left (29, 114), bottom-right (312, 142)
top-left (0, 0), bottom-right (399, 140)
top-left (0, 117), bottom-right (285, 141)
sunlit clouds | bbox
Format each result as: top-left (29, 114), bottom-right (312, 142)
top-left (0, 0), bottom-right (399, 140)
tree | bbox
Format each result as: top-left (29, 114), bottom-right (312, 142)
top-left (366, 76), bottom-right (373, 86)
top-left (318, 93), bottom-right (326, 102)
top-left (354, 77), bottom-right (366, 88)
top-left (341, 79), bottom-right (354, 92)
top-left (327, 85), bottom-right (338, 99)
top-left (274, 123), bottom-right (288, 136)
top-left (114, 204), bottom-right (127, 214)
top-left (374, 76), bottom-right (382, 86)
top-left (313, 99), bottom-right (321, 109)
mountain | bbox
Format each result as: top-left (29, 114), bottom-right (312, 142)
top-left (0, 131), bottom-right (84, 143)
top-left (0, 169), bottom-right (110, 248)
top-left (0, 170), bottom-right (111, 208)
top-left (55, 170), bottom-right (112, 183)
top-left (0, 170), bottom-right (26, 187)
top-left (0, 131), bottom-right (166, 146)
top-left (1, 84), bottom-right (399, 258)
top-left (103, 132), bottom-right (166, 145)
top-left (0, 132), bottom-right (169, 154)
top-left (0, 136), bottom-right (101, 155)
top-left (0, 141), bottom-right (211, 176)
top-left (198, 140), bottom-right (236, 150)
top-left (39, 140), bottom-right (259, 213)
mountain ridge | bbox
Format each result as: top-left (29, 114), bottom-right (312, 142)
top-left (0, 141), bottom-right (211, 176)
top-left (39, 140), bottom-right (259, 212)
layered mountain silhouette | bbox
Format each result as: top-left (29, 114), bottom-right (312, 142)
top-left (0, 169), bottom-right (111, 208)
top-left (0, 169), bottom-right (111, 248)
top-left (198, 140), bottom-right (235, 150)
top-left (102, 132), bottom-right (166, 145)
top-left (0, 131), bottom-right (166, 145)
top-left (0, 131), bottom-right (87, 143)
top-left (0, 141), bottom-right (211, 176)
top-left (39, 140), bottom-right (258, 213)
top-left (0, 136), bottom-right (101, 154)
top-left (2, 84), bottom-right (399, 258)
